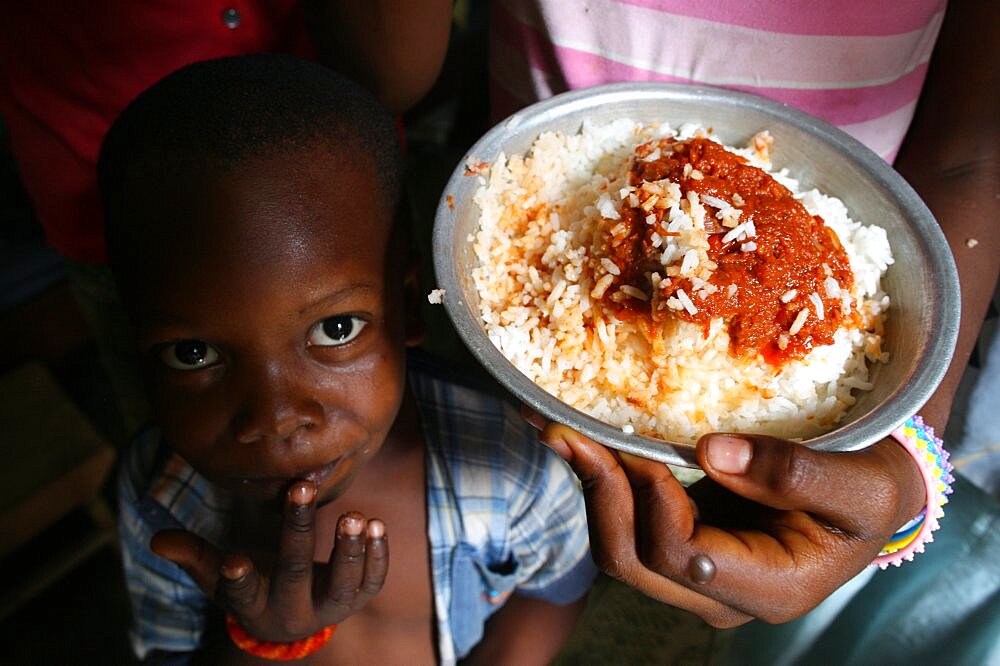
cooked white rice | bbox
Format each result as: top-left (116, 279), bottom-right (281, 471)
top-left (471, 120), bottom-right (893, 442)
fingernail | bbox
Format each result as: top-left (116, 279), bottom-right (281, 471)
top-left (221, 558), bottom-right (250, 581)
top-left (340, 513), bottom-right (364, 536)
top-left (367, 519), bottom-right (385, 539)
top-left (688, 554), bottom-right (716, 584)
top-left (289, 481), bottom-right (315, 506)
top-left (705, 434), bottom-right (752, 474)
top-left (541, 436), bottom-right (572, 462)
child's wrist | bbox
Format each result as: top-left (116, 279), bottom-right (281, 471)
top-left (875, 432), bottom-right (927, 522)
top-left (225, 615), bottom-right (337, 661)
top-left (871, 415), bottom-right (954, 569)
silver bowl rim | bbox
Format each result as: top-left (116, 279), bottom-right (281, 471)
top-left (432, 82), bottom-right (960, 467)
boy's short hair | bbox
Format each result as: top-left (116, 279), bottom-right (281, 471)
top-left (97, 53), bottom-right (402, 268)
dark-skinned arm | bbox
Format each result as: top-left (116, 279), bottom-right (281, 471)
top-left (520, 1), bottom-right (998, 627)
top-left (893, 0), bottom-right (1000, 433)
top-left (301, 1), bottom-right (454, 115)
top-left (461, 594), bottom-right (587, 665)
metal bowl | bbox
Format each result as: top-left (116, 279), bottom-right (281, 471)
top-left (432, 82), bottom-right (959, 468)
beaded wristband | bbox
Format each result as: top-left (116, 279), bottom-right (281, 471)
top-left (225, 615), bottom-right (337, 661)
top-left (872, 415), bottom-right (954, 569)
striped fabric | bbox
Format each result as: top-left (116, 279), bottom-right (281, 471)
top-left (490, 0), bottom-right (946, 162)
top-left (118, 353), bottom-right (595, 662)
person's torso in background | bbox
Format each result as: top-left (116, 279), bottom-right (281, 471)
top-left (490, 0), bottom-right (946, 163)
top-left (0, 1), bottom-right (314, 263)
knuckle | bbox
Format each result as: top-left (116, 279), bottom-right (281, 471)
top-left (329, 584), bottom-right (359, 605)
top-left (595, 557), bottom-right (644, 592)
top-left (576, 456), bottom-right (620, 491)
top-left (337, 533), bottom-right (365, 553)
top-left (340, 551), bottom-right (365, 568)
top-left (287, 508), bottom-right (314, 533)
top-left (594, 552), bottom-right (628, 582)
top-left (633, 476), bottom-right (674, 509)
top-left (359, 578), bottom-right (385, 596)
top-left (224, 578), bottom-right (256, 604)
top-left (225, 592), bottom-right (257, 612)
top-left (368, 548), bottom-right (389, 570)
top-left (221, 570), bottom-right (259, 609)
top-left (839, 466), bottom-right (900, 542)
top-left (637, 542), bottom-right (672, 576)
top-left (276, 559), bottom-right (312, 585)
top-left (766, 446), bottom-right (815, 497)
top-left (868, 471), bottom-right (903, 532)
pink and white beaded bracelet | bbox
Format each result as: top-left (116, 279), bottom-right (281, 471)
top-left (871, 415), bottom-right (954, 569)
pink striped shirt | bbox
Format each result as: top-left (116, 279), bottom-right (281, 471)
top-left (490, 0), bottom-right (946, 162)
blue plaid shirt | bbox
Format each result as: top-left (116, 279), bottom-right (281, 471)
top-left (118, 354), bottom-right (596, 663)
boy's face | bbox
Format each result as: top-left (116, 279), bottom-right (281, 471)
top-left (125, 144), bottom-right (411, 505)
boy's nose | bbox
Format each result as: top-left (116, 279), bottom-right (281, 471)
top-left (232, 365), bottom-right (325, 444)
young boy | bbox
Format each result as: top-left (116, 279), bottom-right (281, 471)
top-left (103, 55), bottom-right (596, 664)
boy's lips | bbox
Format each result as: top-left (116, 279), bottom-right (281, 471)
top-left (235, 455), bottom-right (344, 493)
top-left (299, 456), bottom-right (342, 485)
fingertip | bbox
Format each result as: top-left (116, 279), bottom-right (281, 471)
top-left (150, 529), bottom-right (186, 560)
top-left (540, 422), bottom-right (596, 462)
top-left (540, 423), bottom-right (584, 462)
top-left (338, 512), bottom-right (366, 537)
top-left (699, 434), bottom-right (753, 476)
top-left (539, 433), bottom-right (572, 461)
top-left (288, 480), bottom-right (316, 507)
top-left (520, 403), bottom-right (548, 431)
top-left (150, 531), bottom-right (170, 557)
top-left (367, 519), bottom-right (386, 540)
top-left (542, 424), bottom-right (629, 486)
top-left (220, 554), bottom-right (252, 582)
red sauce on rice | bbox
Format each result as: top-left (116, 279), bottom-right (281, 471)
top-left (606, 137), bottom-right (854, 365)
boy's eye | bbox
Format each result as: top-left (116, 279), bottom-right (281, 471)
top-left (160, 340), bottom-right (220, 370)
top-left (308, 316), bottom-right (367, 347)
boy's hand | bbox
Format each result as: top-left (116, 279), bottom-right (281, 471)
top-left (150, 481), bottom-right (388, 642)
top-left (526, 414), bottom-right (924, 628)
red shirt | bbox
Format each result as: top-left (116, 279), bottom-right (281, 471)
top-left (0, 1), bottom-right (314, 262)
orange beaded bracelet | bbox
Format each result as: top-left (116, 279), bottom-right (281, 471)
top-left (225, 615), bottom-right (337, 661)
